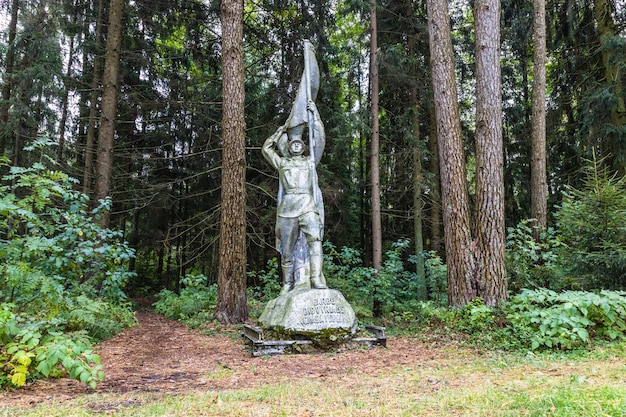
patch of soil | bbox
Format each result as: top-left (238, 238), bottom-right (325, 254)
top-left (1, 310), bottom-right (450, 409)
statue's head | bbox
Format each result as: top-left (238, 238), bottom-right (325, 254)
top-left (288, 139), bottom-right (305, 156)
top-left (277, 123), bottom-right (306, 157)
top-left (286, 124), bottom-right (306, 156)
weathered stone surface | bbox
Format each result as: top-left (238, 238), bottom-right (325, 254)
top-left (258, 288), bottom-right (357, 341)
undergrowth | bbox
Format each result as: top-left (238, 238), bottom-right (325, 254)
top-left (152, 273), bottom-right (218, 328)
top-left (0, 151), bottom-right (136, 389)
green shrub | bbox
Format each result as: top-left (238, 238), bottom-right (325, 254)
top-left (153, 273), bottom-right (217, 327)
top-left (0, 159), bottom-right (136, 305)
top-left (424, 251), bottom-right (447, 306)
top-left (0, 303), bottom-right (104, 388)
top-left (323, 240), bottom-right (415, 317)
top-left (0, 156), bottom-right (136, 388)
top-left (248, 257), bottom-right (281, 302)
top-left (399, 291), bottom-right (626, 352)
top-left (64, 296), bottom-right (137, 340)
top-left (506, 219), bottom-right (566, 291)
top-left (506, 289), bottom-right (626, 350)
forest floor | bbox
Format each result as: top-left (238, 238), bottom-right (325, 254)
top-left (1, 307), bottom-right (452, 411)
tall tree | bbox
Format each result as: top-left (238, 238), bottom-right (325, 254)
top-left (410, 47), bottom-right (426, 300)
top-left (427, 0), bottom-right (507, 306)
top-left (215, 0), bottom-right (247, 324)
top-left (93, 0), bottom-right (125, 227)
top-left (427, 0), bottom-right (475, 306)
top-left (0, 0), bottom-right (62, 169)
top-left (369, 0), bottom-right (383, 316)
top-left (530, 0), bottom-right (547, 235)
top-left (473, 0), bottom-right (507, 305)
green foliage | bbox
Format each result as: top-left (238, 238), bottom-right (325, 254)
top-left (397, 291), bottom-right (626, 352)
top-left (390, 298), bottom-right (514, 348)
top-left (506, 219), bottom-right (566, 291)
top-left (423, 251), bottom-right (448, 306)
top-left (247, 258), bottom-right (282, 320)
top-left (555, 161), bottom-right (626, 290)
top-left (0, 159), bottom-right (137, 304)
top-left (506, 289), bottom-right (626, 351)
top-left (153, 273), bottom-right (217, 327)
top-left (64, 296), bottom-right (137, 340)
top-left (323, 239), bottom-right (445, 317)
top-left (247, 257), bottom-right (281, 302)
top-left (0, 303), bottom-right (104, 389)
top-left (0, 159), bottom-right (136, 388)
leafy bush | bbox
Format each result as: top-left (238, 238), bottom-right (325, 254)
top-left (0, 159), bottom-right (136, 305)
top-left (323, 240), bottom-right (443, 317)
top-left (153, 273), bottom-right (217, 327)
top-left (64, 296), bottom-right (137, 340)
top-left (248, 257), bottom-right (281, 302)
top-left (506, 219), bottom-right (566, 291)
top-left (322, 242), bottom-right (372, 314)
top-left (0, 156), bottom-right (136, 388)
top-left (397, 291), bottom-right (626, 352)
top-left (0, 303), bottom-right (104, 388)
top-left (506, 289), bottom-right (626, 350)
top-left (424, 251), bottom-right (447, 306)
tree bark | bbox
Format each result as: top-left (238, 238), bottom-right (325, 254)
top-left (0, 0), bottom-right (20, 158)
top-left (428, 104), bottom-right (442, 256)
top-left (93, 0), bottom-right (125, 227)
top-left (531, 0), bottom-right (548, 236)
top-left (427, 0), bottom-right (475, 306)
top-left (408, 30), bottom-right (426, 301)
top-left (83, 0), bottom-right (105, 196)
top-left (370, 0), bottom-right (383, 316)
top-left (58, 7), bottom-right (79, 162)
top-left (215, 0), bottom-right (248, 324)
top-left (474, 0), bottom-right (507, 306)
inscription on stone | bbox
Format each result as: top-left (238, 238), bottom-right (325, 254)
top-left (299, 296), bottom-right (348, 327)
top-left (259, 288), bottom-right (357, 335)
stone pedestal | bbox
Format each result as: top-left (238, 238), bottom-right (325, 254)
top-left (258, 288), bottom-right (357, 343)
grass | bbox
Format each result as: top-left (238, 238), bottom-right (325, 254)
top-left (2, 343), bottom-right (626, 416)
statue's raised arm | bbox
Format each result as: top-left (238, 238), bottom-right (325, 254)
top-left (307, 100), bottom-right (325, 165)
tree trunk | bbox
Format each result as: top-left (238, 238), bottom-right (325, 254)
top-left (0, 0), bottom-right (19, 158)
top-left (215, 0), bottom-right (248, 324)
top-left (93, 0), bottom-right (125, 228)
top-left (408, 30), bottom-right (426, 301)
top-left (531, 0), bottom-right (548, 236)
top-left (473, 0), bottom-right (507, 306)
top-left (427, 0), bottom-right (475, 306)
top-left (369, 0), bottom-right (383, 317)
top-left (58, 8), bottom-right (79, 162)
top-left (82, 0), bottom-right (105, 196)
top-left (428, 105), bottom-right (442, 257)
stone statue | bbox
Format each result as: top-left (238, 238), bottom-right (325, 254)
top-left (262, 41), bottom-right (327, 294)
top-left (258, 41), bottom-right (357, 341)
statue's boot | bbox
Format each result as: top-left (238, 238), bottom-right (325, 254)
top-left (309, 241), bottom-right (327, 289)
top-left (280, 261), bottom-right (294, 295)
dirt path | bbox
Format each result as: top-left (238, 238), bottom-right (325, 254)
top-left (2, 310), bottom-right (449, 409)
